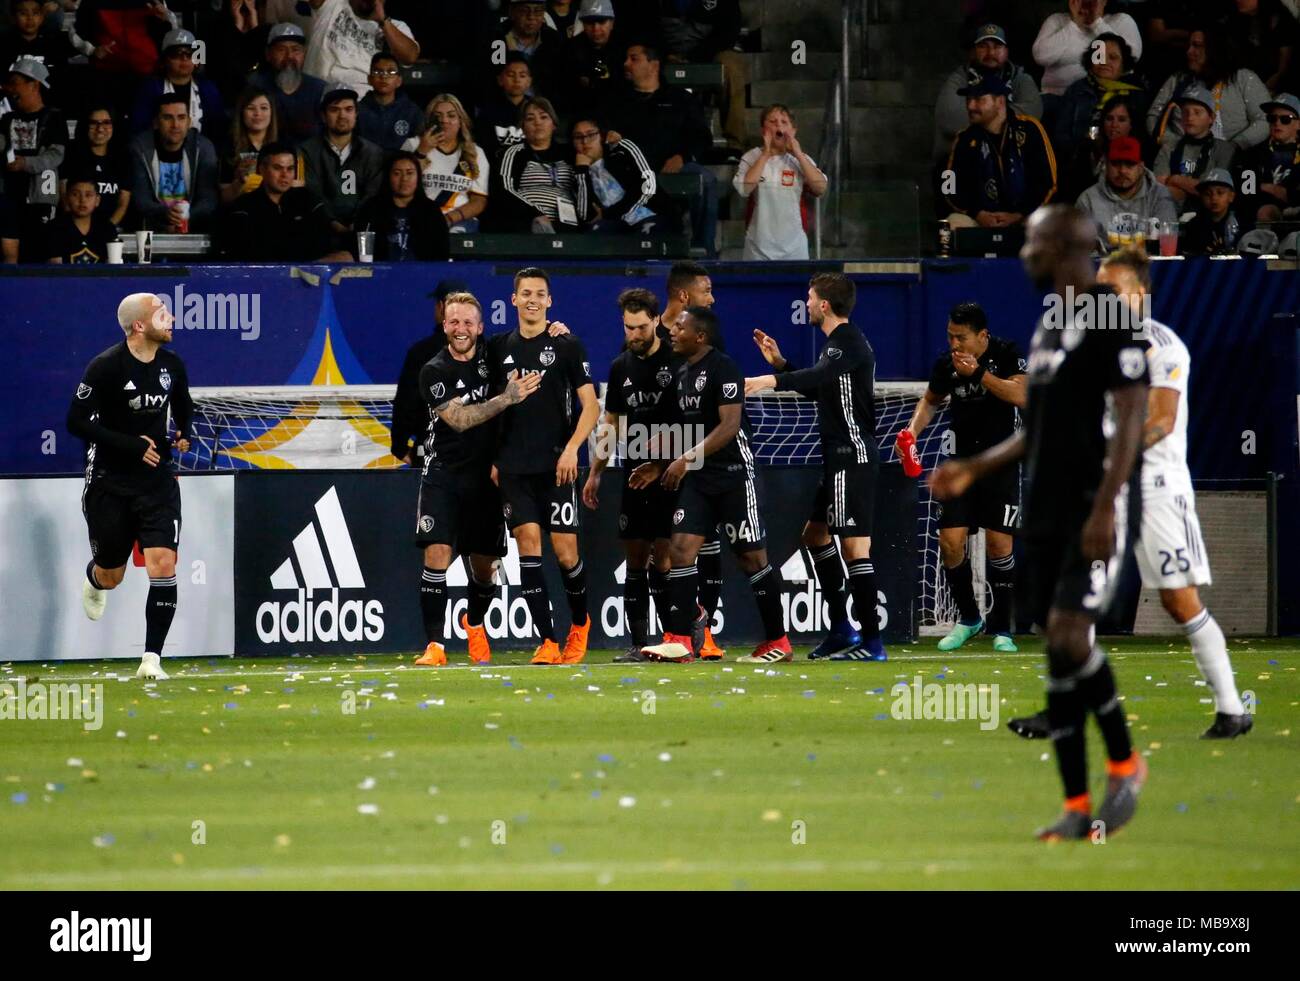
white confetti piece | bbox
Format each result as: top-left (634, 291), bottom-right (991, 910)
top-left (358, 777), bottom-right (376, 790)
top-left (657, 752), bottom-right (672, 762)
top-left (357, 803), bottom-right (380, 815)
top-left (618, 796), bottom-right (636, 808)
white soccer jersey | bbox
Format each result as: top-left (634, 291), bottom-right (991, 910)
top-left (1141, 318), bottom-right (1193, 497)
top-left (401, 141), bottom-right (490, 214)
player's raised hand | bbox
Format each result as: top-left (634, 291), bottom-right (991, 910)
top-left (140, 436), bottom-right (160, 467)
top-left (627, 461), bottom-right (662, 489)
top-left (951, 351), bottom-right (979, 376)
top-left (556, 446), bottom-right (579, 486)
top-left (752, 329), bottom-right (784, 368)
top-left (582, 471), bottom-right (600, 509)
top-left (745, 374), bottom-right (776, 396)
top-left (504, 369), bottom-right (541, 404)
top-left (927, 459), bottom-right (972, 500)
top-left (546, 321), bottom-right (571, 337)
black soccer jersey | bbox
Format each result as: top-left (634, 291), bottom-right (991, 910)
top-left (43, 213), bottom-right (117, 264)
top-left (773, 321), bottom-right (878, 467)
top-left (1022, 287), bottom-right (1149, 537)
top-left (928, 335), bottom-right (1026, 457)
top-left (606, 336), bottom-right (682, 461)
top-left (677, 347), bottom-right (756, 488)
top-left (488, 327), bottom-right (595, 475)
top-left (419, 346), bottom-right (495, 476)
top-left (66, 341), bottom-right (193, 490)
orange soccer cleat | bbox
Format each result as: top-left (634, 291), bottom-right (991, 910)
top-left (734, 636), bottom-right (794, 663)
top-left (698, 627), bottom-right (726, 660)
top-left (414, 641), bottom-right (447, 666)
top-left (461, 614), bottom-right (491, 664)
top-left (559, 616), bottom-right (592, 664)
top-left (530, 639), bottom-right (563, 665)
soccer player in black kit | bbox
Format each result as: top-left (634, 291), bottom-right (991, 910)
top-left (68, 293), bottom-right (193, 682)
top-left (489, 268), bottom-right (602, 665)
top-left (748, 273), bottom-right (888, 661)
top-left (931, 206), bottom-right (1149, 840)
top-left (902, 301), bottom-right (1027, 653)
top-left (412, 292), bottom-right (542, 667)
top-left (635, 307), bottom-right (791, 663)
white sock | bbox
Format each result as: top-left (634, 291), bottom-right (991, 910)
top-left (1184, 608), bottom-right (1244, 715)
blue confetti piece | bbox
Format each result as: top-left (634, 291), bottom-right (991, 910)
top-left (49, 783), bottom-right (65, 793)
top-left (873, 713), bottom-right (888, 721)
top-left (597, 753), bottom-right (614, 763)
top-left (712, 701), bottom-right (725, 709)
top-left (10, 792), bottom-right (27, 805)
top-left (550, 843), bottom-right (564, 855)
top-left (972, 779), bottom-right (984, 790)
top-left (223, 702), bottom-right (238, 709)
top-left (185, 761), bottom-right (197, 770)
top-left (417, 701), bottom-right (429, 710)
top-left (127, 710), bottom-right (136, 718)
top-left (501, 680), bottom-right (513, 687)
top-left (590, 790), bottom-right (601, 799)
top-left (801, 690), bottom-right (815, 698)
top-left (871, 688), bottom-right (885, 695)
top-left (508, 736), bottom-right (523, 750)
top-left (619, 677), bottom-right (638, 685)
top-left (1268, 659), bottom-right (1278, 665)
top-left (546, 693), bottom-right (555, 700)
top-left (806, 753), bottom-right (816, 762)
top-left (1176, 802), bottom-right (1189, 813)
top-left (935, 673), bottom-right (946, 680)
top-left (283, 688), bottom-right (295, 694)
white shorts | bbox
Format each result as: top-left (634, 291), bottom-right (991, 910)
top-left (1136, 491), bottom-right (1212, 590)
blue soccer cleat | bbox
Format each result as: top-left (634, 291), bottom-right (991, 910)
top-left (807, 622), bottom-right (861, 660)
top-left (830, 637), bottom-right (888, 661)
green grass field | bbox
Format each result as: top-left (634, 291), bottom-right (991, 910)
top-left (1, 637), bottom-right (1295, 890)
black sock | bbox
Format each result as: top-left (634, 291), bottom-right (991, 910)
top-left (86, 560), bottom-right (103, 590)
top-left (846, 559), bottom-right (879, 642)
top-left (467, 572), bottom-right (494, 628)
top-left (145, 575), bottom-right (177, 654)
top-left (624, 568), bottom-right (649, 645)
top-left (419, 567), bottom-right (447, 642)
top-left (696, 539), bottom-right (723, 618)
top-left (1077, 648), bottom-right (1133, 764)
top-left (648, 566), bottom-right (668, 634)
top-left (561, 559), bottom-right (588, 626)
top-left (749, 563), bottom-right (786, 641)
top-left (665, 565), bottom-right (698, 636)
top-left (986, 553), bottom-right (1015, 635)
top-left (1046, 675), bottom-right (1090, 802)
top-left (519, 556), bottom-right (555, 642)
top-left (810, 542), bottom-right (847, 625)
top-left (944, 558), bottom-right (980, 624)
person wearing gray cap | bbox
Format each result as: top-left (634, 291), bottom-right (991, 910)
top-left (1237, 92), bottom-right (1300, 223)
top-left (248, 22), bottom-right (328, 147)
top-left (1153, 83), bottom-right (1239, 205)
top-left (391, 279), bottom-right (470, 464)
top-left (1183, 169), bottom-right (1246, 254)
top-left (130, 28), bottom-right (227, 141)
top-left (558, 0), bottom-right (625, 111)
top-left (1148, 28), bottom-right (1269, 151)
top-left (0, 56), bottom-right (68, 263)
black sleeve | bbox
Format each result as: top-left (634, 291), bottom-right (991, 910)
top-left (420, 200), bottom-right (450, 261)
top-left (928, 354), bottom-right (955, 397)
top-left (604, 357), bottom-right (627, 414)
top-left (999, 339), bottom-right (1028, 378)
top-left (680, 93), bottom-right (712, 164)
top-left (773, 334), bottom-right (864, 394)
top-left (66, 356), bottom-right (140, 453)
top-left (712, 355), bottom-right (744, 408)
top-left (391, 344), bottom-right (427, 456)
top-left (564, 335), bottom-right (595, 391)
top-left (418, 359), bottom-right (455, 410)
top-left (170, 357), bottom-right (193, 441)
top-left (1092, 328), bottom-right (1150, 391)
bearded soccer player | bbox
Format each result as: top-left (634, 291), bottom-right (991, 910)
top-left (413, 292), bottom-right (541, 666)
top-left (930, 206), bottom-right (1149, 840)
top-left (1008, 248), bottom-right (1251, 739)
top-left (488, 267), bottom-right (601, 665)
top-left (901, 301), bottom-right (1027, 653)
top-left (748, 272), bottom-right (887, 661)
top-left (69, 293), bottom-right (193, 682)
top-left (636, 307), bottom-right (790, 663)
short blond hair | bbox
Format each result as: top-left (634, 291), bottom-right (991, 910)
top-left (117, 292), bottom-right (159, 334)
top-left (1100, 246), bottom-right (1151, 288)
top-left (442, 291), bottom-right (483, 321)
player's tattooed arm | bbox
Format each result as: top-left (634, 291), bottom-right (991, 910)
top-left (435, 370), bottom-right (541, 432)
top-left (1142, 387), bottom-right (1179, 449)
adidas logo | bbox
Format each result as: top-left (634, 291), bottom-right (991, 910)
top-left (123, 380), bottom-right (136, 390)
top-left (502, 355), bottom-right (515, 365)
top-left (455, 379), bottom-right (466, 389)
top-left (256, 486), bottom-right (384, 644)
top-left (623, 377), bottom-right (633, 386)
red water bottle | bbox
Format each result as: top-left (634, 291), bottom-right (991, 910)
top-left (895, 429), bottom-right (922, 478)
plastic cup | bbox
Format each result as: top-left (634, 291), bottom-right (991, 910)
top-left (1159, 223), bottom-right (1180, 256)
top-left (357, 230), bottom-right (375, 263)
top-left (106, 240), bottom-right (124, 264)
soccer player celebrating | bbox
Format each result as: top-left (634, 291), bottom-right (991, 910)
top-left (1008, 249), bottom-right (1250, 739)
top-left (489, 268), bottom-right (601, 665)
top-left (413, 292), bottom-right (542, 667)
top-left (748, 272), bottom-right (887, 661)
top-left (636, 307), bottom-right (791, 663)
top-left (68, 293), bottom-right (193, 682)
top-left (901, 301), bottom-right (1026, 653)
top-left (930, 206), bottom-right (1149, 841)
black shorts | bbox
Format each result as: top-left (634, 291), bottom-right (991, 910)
top-left (619, 472), bottom-right (676, 541)
top-left (1021, 525), bottom-right (1133, 630)
top-left (415, 470), bottom-right (507, 556)
top-left (499, 471), bottom-right (580, 533)
top-left (673, 475), bottom-right (766, 552)
top-left (808, 462), bottom-right (877, 537)
top-left (83, 476), bottom-right (182, 568)
top-left (937, 465), bottom-right (1021, 534)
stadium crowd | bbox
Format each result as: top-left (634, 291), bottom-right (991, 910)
top-left (0, 0), bottom-right (827, 263)
top-left (938, 0), bottom-right (1300, 256)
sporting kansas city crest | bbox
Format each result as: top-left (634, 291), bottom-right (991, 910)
top-left (159, 368), bottom-right (171, 391)
top-left (539, 348), bottom-right (556, 367)
top-left (656, 367), bottom-right (673, 387)
top-left (695, 372), bottom-right (707, 392)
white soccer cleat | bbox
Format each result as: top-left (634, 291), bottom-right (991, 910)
top-left (136, 652), bottom-right (169, 681)
top-left (82, 578), bottom-right (107, 621)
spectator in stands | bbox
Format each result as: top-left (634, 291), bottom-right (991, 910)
top-left (1, 0), bottom-right (77, 107)
top-left (1054, 32), bottom-right (1147, 175)
top-left (247, 23), bottom-right (326, 148)
top-left (476, 52), bottom-right (531, 163)
top-left (0, 56), bottom-right (67, 261)
top-left (1148, 28), bottom-right (1269, 151)
top-left (933, 23), bottom-right (1043, 165)
top-left (570, 115), bottom-right (679, 235)
top-left (44, 174), bottom-right (116, 261)
top-left (732, 104), bottom-right (826, 260)
top-left (604, 42), bottom-right (717, 255)
top-left (304, 0), bottom-right (419, 97)
top-left (1142, 0), bottom-right (1226, 90)
top-left (656, 0), bottom-right (747, 154)
top-left (125, 92), bottom-right (219, 231)
top-left (356, 51), bottom-right (422, 151)
top-left (262, 0), bottom-right (317, 39)
top-left (489, 95), bottom-right (584, 233)
top-left (1225, 0), bottom-right (1297, 94)
top-left (298, 86), bottom-right (385, 243)
top-left (1234, 91), bottom-right (1300, 222)
top-left (351, 150), bottom-right (449, 259)
top-left (390, 276), bottom-right (467, 463)
top-left (1154, 84), bottom-right (1239, 205)
top-left (404, 93), bottom-right (488, 233)
top-left (218, 86), bottom-right (276, 205)
top-left (548, 0), bottom-right (580, 38)
top-left (62, 103), bottom-right (131, 228)
top-left (1032, 0), bottom-right (1142, 127)
top-left (1182, 169), bottom-right (1247, 253)
top-left (130, 28), bottom-right (227, 142)
top-left (1060, 92), bottom-right (1150, 203)
top-left (220, 140), bottom-right (343, 261)
top-left (198, 0), bottom-right (270, 102)
top-left (484, 0), bottom-right (563, 105)
top-left (942, 73), bottom-right (1057, 229)
top-left (559, 0), bottom-right (625, 114)
top-left (76, 0), bottom-right (180, 96)
top-left (1076, 135), bottom-right (1178, 246)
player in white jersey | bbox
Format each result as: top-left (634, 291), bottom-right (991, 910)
top-left (1009, 247), bottom-right (1251, 740)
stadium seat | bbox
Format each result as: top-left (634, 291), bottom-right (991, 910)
top-left (448, 234), bottom-right (691, 258)
top-left (662, 64), bottom-right (726, 89)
